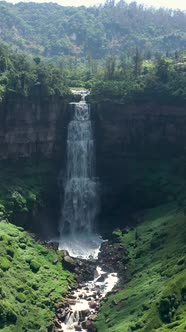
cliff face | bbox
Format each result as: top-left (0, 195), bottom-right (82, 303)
top-left (0, 94), bottom-right (70, 236)
top-left (0, 94), bottom-right (69, 160)
top-left (1, 96), bottom-right (186, 232)
top-left (93, 102), bottom-right (186, 229)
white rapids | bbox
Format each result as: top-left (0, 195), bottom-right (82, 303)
top-left (60, 267), bottom-right (118, 332)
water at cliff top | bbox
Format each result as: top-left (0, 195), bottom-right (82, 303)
top-left (58, 93), bottom-right (101, 258)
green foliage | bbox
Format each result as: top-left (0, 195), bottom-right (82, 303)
top-left (156, 57), bottom-right (170, 82)
top-left (0, 159), bottom-right (61, 230)
top-left (133, 47), bottom-right (143, 77)
top-left (0, 45), bottom-right (71, 102)
top-left (96, 205), bottom-right (186, 332)
top-left (16, 293), bottom-right (26, 303)
top-left (29, 260), bottom-right (40, 273)
top-left (0, 2), bottom-right (186, 59)
top-left (0, 301), bottom-right (17, 328)
top-left (0, 221), bottom-right (73, 331)
top-left (11, 191), bottom-right (28, 214)
top-left (90, 55), bottom-right (186, 104)
top-left (0, 258), bottom-right (11, 272)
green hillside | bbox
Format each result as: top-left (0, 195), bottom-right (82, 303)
top-left (0, 220), bottom-right (73, 332)
top-left (97, 204), bottom-right (186, 332)
top-left (0, 0), bottom-right (186, 59)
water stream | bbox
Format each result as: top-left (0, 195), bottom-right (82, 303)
top-left (56, 91), bottom-right (118, 331)
top-left (60, 267), bottom-right (118, 332)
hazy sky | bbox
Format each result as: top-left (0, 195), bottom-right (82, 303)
top-left (5, 0), bottom-right (186, 10)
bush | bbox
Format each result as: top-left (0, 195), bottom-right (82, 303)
top-left (0, 302), bottom-right (7, 327)
top-left (19, 243), bottom-right (26, 250)
top-left (0, 287), bottom-right (6, 299)
top-left (0, 302), bottom-right (17, 327)
top-left (7, 310), bottom-right (17, 323)
top-left (0, 257), bottom-right (11, 271)
top-left (16, 293), bottom-right (26, 303)
top-left (29, 260), bottom-right (40, 273)
top-left (7, 248), bottom-right (14, 258)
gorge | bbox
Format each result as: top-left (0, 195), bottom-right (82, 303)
top-left (1, 3), bottom-right (186, 330)
top-left (1, 92), bottom-right (186, 332)
top-left (0, 94), bottom-right (186, 234)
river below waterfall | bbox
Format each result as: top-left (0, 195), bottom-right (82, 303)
top-left (59, 266), bottom-right (118, 332)
top-left (48, 238), bottom-right (129, 332)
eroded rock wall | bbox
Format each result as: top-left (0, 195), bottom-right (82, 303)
top-left (0, 93), bottom-right (69, 160)
top-left (1, 95), bottom-right (186, 232)
top-left (93, 102), bottom-right (186, 229)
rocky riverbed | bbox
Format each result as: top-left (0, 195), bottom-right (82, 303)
top-left (48, 240), bottom-right (128, 332)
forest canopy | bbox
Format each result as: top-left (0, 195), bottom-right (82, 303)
top-left (0, 0), bottom-right (186, 59)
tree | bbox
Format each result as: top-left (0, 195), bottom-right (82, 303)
top-left (133, 47), bottom-right (143, 77)
top-left (175, 50), bottom-right (179, 60)
top-left (155, 57), bottom-right (169, 82)
top-left (33, 57), bottom-right (41, 65)
top-left (104, 56), bottom-right (116, 80)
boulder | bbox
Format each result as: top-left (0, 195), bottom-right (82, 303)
top-left (54, 319), bottom-right (61, 329)
top-left (74, 324), bottom-right (82, 331)
top-left (53, 258), bottom-right (58, 265)
top-left (79, 309), bottom-right (91, 321)
top-left (47, 321), bottom-right (55, 332)
top-left (88, 301), bottom-right (97, 309)
top-left (88, 314), bottom-right (97, 321)
top-left (63, 254), bottom-right (76, 271)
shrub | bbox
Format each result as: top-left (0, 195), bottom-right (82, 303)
top-left (19, 243), bottom-right (26, 250)
top-left (7, 248), bottom-right (14, 258)
top-left (0, 287), bottom-right (6, 299)
top-left (0, 257), bottom-right (11, 271)
top-left (0, 302), bottom-right (17, 327)
top-left (0, 302), bottom-right (7, 327)
top-left (16, 293), bottom-right (26, 303)
top-left (29, 260), bottom-right (40, 273)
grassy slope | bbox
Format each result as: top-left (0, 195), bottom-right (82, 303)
top-left (96, 204), bottom-right (186, 332)
top-left (0, 220), bottom-right (73, 332)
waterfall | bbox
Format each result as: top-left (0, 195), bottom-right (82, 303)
top-left (59, 92), bottom-right (101, 258)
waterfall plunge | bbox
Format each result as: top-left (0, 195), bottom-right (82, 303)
top-left (59, 93), bottom-right (102, 258)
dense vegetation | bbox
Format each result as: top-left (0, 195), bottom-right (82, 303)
top-left (1, 44), bottom-right (186, 105)
top-left (0, 159), bottom-right (71, 331)
top-left (0, 160), bottom-right (60, 233)
top-left (97, 204), bottom-right (186, 332)
top-left (89, 55), bottom-right (186, 104)
top-left (0, 1), bottom-right (186, 59)
top-left (0, 220), bottom-right (73, 332)
top-left (0, 45), bottom-right (70, 102)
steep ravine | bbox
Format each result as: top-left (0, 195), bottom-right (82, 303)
top-left (0, 94), bottom-right (186, 332)
top-left (1, 96), bottom-right (186, 234)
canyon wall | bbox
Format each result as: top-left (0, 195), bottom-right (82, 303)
top-left (0, 93), bottom-right (69, 161)
top-left (0, 93), bottom-right (70, 236)
top-left (93, 102), bottom-right (186, 229)
top-left (1, 94), bottom-right (186, 231)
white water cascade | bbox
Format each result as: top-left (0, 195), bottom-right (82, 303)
top-left (59, 91), bottom-right (102, 258)
top-left (60, 267), bottom-right (118, 332)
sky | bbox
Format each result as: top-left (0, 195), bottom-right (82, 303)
top-left (4, 0), bottom-right (186, 10)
